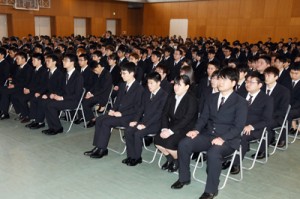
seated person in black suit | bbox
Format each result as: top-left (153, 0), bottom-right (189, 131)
top-left (108, 53), bottom-right (122, 99)
top-left (0, 47), bottom-right (10, 97)
top-left (236, 64), bottom-right (249, 96)
top-left (154, 75), bottom-right (198, 173)
top-left (81, 61), bottom-right (112, 128)
top-left (0, 51), bottom-right (33, 120)
top-left (122, 72), bottom-right (168, 166)
top-left (254, 67), bottom-right (290, 157)
top-left (193, 51), bottom-right (207, 84)
top-left (198, 70), bottom-right (219, 114)
top-left (26, 54), bottom-right (64, 129)
top-left (275, 55), bottom-right (292, 89)
top-left (11, 53), bottom-right (48, 123)
top-left (228, 71), bottom-right (273, 174)
top-left (155, 64), bottom-right (173, 95)
top-left (129, 52), bottom-right (144, 84)
top-left (288, 64), bottom-right (300, 134)
top-left (42, 54), bottom-right (84, 135)
top-left (83, 62), bottom-right (144, 159)
top-left (170, 68), bottom-right (248, 199)
top-left (256, 55), bottom-right (271, 74)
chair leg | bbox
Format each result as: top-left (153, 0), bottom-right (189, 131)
top-left (107, 127), bottom-right (126, 155)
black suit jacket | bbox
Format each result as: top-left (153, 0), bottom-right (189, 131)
top-left (44, 68), bottom-right (64, 96)
top-left (13, 63), bottom-right (33, 90)
top-left (278, 69), bottom-right (292, 89)
top-left (160, 78), bottom-right (173, 95)
top-left (242, 91), bottom-right (273, 134)
top-left (62, 70), bottom-right (84, 102)
top-left (236, 81), bottom-right (247, 97)
top-left (161, 92), bottom-right (198, 135)
top-left (133, 88), bottom-right (168, 128)
top-left (90, 69), bottom-right (112, 105)
top-left (28, 66), bottom-right (48, 94)
top-left (109, 65), bottom-right (122, 86)
top-left (193, 60), bottom-right (207, 84)
top-left (80, 67), bottom-right (96, 92)
top-left (112, 80), bottom-right (144, 118)
top-left (263, 84), bottom-right (290, 124)
top-left (0, 59), bottom-right (10, 87)
top-left (194, 92), bottom-right (248, 149)
top-left (161, 56), bottom-right (174, 70)
top-left (290, 80), bottom-right (300, 109)
top-left (168, 60), bottom-right (182, 81)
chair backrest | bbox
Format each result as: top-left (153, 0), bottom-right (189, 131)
top-left (75, 88), bottom-right (86, 111)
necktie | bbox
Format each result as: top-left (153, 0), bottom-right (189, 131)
top-left (125, 85), bottom-right (129, 93)
top-left (248, 95), bottom-right (253, 106)
top-left (48, 72), bottom-right (52, 79)
top-left (66, 73), bottom-right (69, 85)
top-left (267, 89), bottom-right (271, 96)
top-left (218, 97), bottom-right (225, 110)
top-left (150, 93), bottom-right (154, 101)
top-left (292, 81), bottom-right (295, 88)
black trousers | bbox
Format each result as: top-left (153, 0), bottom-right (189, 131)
top-left (82, 97), bottom-right (99, 121)
top-left (11, 92), bottom-right (33, 117)
top-left (124, 124), bottom-right (160, 159)
top-left (0, 87), bottom-right (21, 114)
top-left (92, 115), bottom-right (132, 149)
top-left (178, 134), bottom-right (234, 194)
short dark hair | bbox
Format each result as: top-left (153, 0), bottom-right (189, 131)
top-left (16, 51), bottom-right (27, 61)
top-left (211, 70), bottom-right (219, 78)
top-left (64, 53), bottom-right (77, 63)
top-left (92, 50), bottom-right (102, 57)
top-left (246, 71), bottom-right (265, 84)
top-left (237, 64), bottom-right (249, 73)
top-left (218, 67), bottom-right (239, 85)
top-left (108, 53), bottom-right (118, 61)
top-left (275, 55), bottom-right (286, 63)
top-left (79, 53), bottom-right (89, 61)
top-left (45, 54), bottom-right (58, 62)
top-left (121, 62), bottom-right (136, 74)
top-left (208, 60), bottom-right (220, 70)
top-left (290, 62), bottom-right (300, 71)
top-left (152, 50), bottom-right (162, 58)
top-left (264, 66), bottom-right (279, 77)
top-left (0, 47), bottom-right (7, 57)
top-left (147, 72), bottom-right (162, 82)
top-left (89, 60), bottom-right (100, 70)
top-left (32, 53), bottom-right (44, 62)
top-left (174, 75), bottom-right (191, 86)
top-left (156, 64), bottom-right (169, 75)
top-left (259, 55), bottom-right (271, 65)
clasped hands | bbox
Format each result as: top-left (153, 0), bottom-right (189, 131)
top-left (129, 121), bottom-right (146, 130)
top-left (186, 130), bottom-right (224, 145)
top-left (108, 110), bottom-right (122, 117)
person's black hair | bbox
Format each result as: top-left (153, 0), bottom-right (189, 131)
top-left (121, 62), bottom-right (136, 74)
top-left (16, 51), bottom-right (27, 61)
top-left (147, 72), bottom-right (162, 82)
top-left (118, 45), bottom-right (127, 53)
top-left (92, 50), bottom-right (102, 58)
top-left (155, 64), bottom-right (169, 75)
top-left (290, 62), bottom-right (300, 71)
top-left (174, 75), bottom-right (191, 86)
top-left (263, 66), bottom-right (279, 77)
top-left (89, 60), bottom-right (100, 70)
top-left (32, 53), bottom-right (44, 62)
top-left (237, 63), bottom-right (249, 73)
top-left (211, 70), bottom-right (219, 78)
top-left (79, 53), bottom-right (89, 61)
top-left (63, 53), bottom-right (77, 63)
top-left (228, 58), bottom-right (239, 65)
top-left (259, 55), bottom-right (271, 65)
top-left (246, 71), bottom-right (264, 84)
top-left (152, 50), bottom-right (162, 58)
top-left (108, 53), bottom-right (118, 61)
top-left (218, 67), bottom-right (239, 85)
top-left (275, 55), bottom-right (286, 63)
top-left (208, 60), bottom-right (220, 70)
top-left (45, 54), bottom-right (58, 62)
top-left (0, 47), bottom-right (7, 57)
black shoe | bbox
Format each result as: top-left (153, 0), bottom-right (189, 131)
top-left (222, 160), bottom-right (231, 170)
top-left (42, 128), bottom-right (53, 134)
top-left (161, 160), bottom-right (172, 170)
top-left (199, 192), bottom-right (218, 199)
top-left (25, 121), bottom-right (36, 128)
top-left (86, 121), bottom-right (96, 128)
top-left (0, 114), bottom-right (9, 120)
top-left (90, 148), bottom-right (108, 158)
top-left (289, 128), bottom-right (297, 135)
top-left (20, 117), bottom-right (30, 123)
top-left (122, 157), bottom-right (132, 164)
top-left (230, 165), bottom-right (240, 175)
top-left (277, 141), bottom-right (286, 148)
top-left (45, 128), bottom-right (63, 135)
top-left (251, 151), bottom-right (268, 159)
top-left (30, 123), bottom-right (45, 129)
top-left (84, 147), bottom-right (98, 156)
top-left (144, 136), bottom-right (153, 146)
top-left (168, 160), bottom-right (178, 172)
top-left (171, 180), bottom-right (190, 189)
top-left (127, 158), bottom-right (142, 166)
top-left (74, 118), bottom-right (83, 124)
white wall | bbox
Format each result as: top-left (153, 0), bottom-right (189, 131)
top-left (169, 19), bottom-right (188, 40)
top-left (106, 19), bottom-right (117, 35)
top-left (34, 16), bottom-right (51, 36)
top-left (74, 18), bottom-right (86, 37)
top-left (0, 14), bottom-right (8, 38)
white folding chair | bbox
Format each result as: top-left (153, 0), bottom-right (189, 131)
top-left (94, 86), bottom-right (114, 117)
top-left (288, 118), bottom-right (300, 143)
top-left (59, 88), bottom-right (87, 133)
top-left (108, 126), bottom-right (126, 155)
top-left (243, 127), bottom-right (268, 170)
top-left (270, 105), bottom-right (291, 155)
top-left (192, 145), bottom-right (243, 190)
top-left (142, 134), bottom-right (159, 164)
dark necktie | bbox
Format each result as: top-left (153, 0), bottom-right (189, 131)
top-left (125, 85), bottom-right (129, 93)
top-left (218, 97), bottom-right (225, 110)
top-left (248, 95), bottom-right (253, 106)
top-left (49, 72), bottom-right (52, 79)
top-left (66, 73), bottom-right (69, 85)
top-left (150, 93), bottom-right (155, 101)
top-left (292, 81), bottom-right (295, 88)
top-left (267, 89), bottom-right (271, 96)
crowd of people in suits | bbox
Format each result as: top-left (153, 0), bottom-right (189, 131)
top-left (0, 32), bottom-right (300, 199)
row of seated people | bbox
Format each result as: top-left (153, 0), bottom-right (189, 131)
top-left (82, 58), bottom-right (300, 199)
